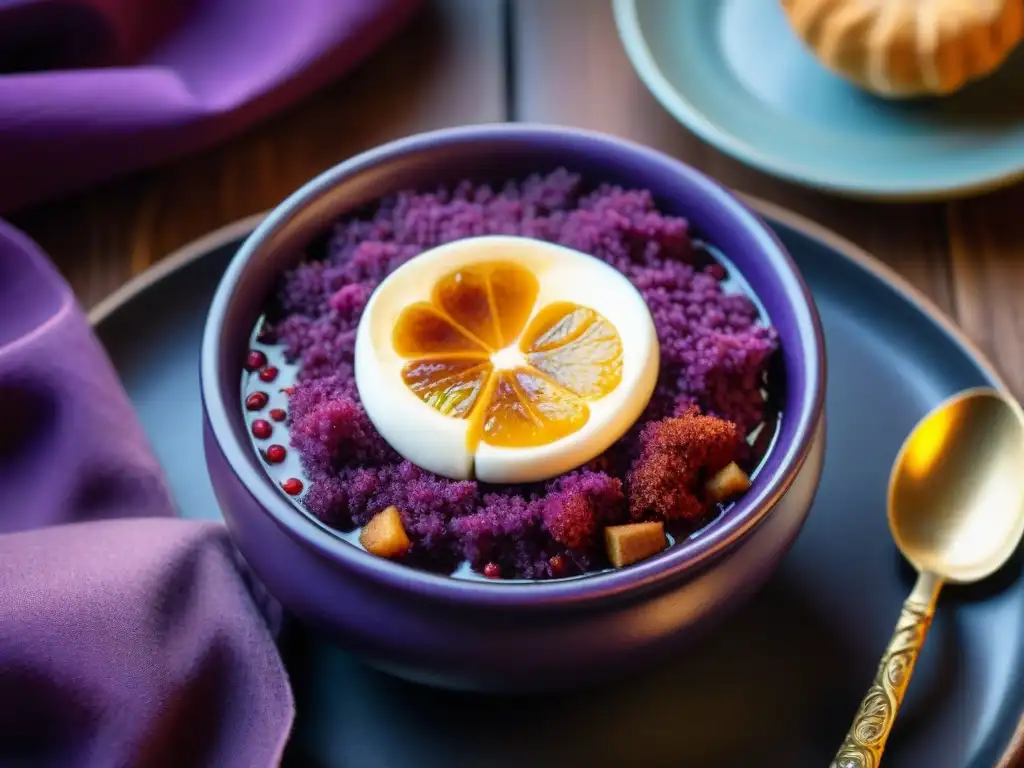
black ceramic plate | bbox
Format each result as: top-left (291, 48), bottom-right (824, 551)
top-left (91, 203), bottom-right (1024, 768)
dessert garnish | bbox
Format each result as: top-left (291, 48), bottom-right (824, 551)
top-left (355, 236), bottom-right (659, 484)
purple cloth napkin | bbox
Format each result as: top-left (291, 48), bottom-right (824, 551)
top-left (0, 0), bottom-right (422, 214)
top-left (0, 201), bottom-right (294, 761)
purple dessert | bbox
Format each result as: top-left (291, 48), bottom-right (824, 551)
top-left (242, 169), bottom-right (780, 581)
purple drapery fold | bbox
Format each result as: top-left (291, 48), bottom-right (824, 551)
top-left (0, 218), bottom-right (294, 766)
top-left (0, 0), bottom-right (422, 213)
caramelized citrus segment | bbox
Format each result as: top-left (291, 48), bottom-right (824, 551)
top-left (477, 372), bottom-right (535, 446)
top-left (488, 263), bottom-right (539, 346)
top-left (525, 303), bottom-right (594, 352)
top-left (429, 262), bottom-right (539, 350)
top-left (393, 303), bottom-right (487, 357)
top-left (522, 302), bottom-right (623, 398)
top-left (480, 369), bottom-right (588, 448)
top-left (433, 269), bottom-right (501, 349)
top-left (402, 357), bottom-right (492, 417)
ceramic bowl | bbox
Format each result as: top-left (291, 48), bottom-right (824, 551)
top-left (200, 123), bottom-right (827, 693)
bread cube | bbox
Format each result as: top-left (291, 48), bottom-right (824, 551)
top-left (605, 521), bottom-right (667, 568)
top-left (360, 505), bottom-right (412, 559)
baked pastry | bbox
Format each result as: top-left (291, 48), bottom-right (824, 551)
top-left (780, 0), bottom-right (1024, 98)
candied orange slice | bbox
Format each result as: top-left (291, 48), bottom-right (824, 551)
top-left (393, 260), bottom-right (623, 451)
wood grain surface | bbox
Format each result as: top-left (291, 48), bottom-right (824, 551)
top-left (7, 0), bottom-right (1023, 401)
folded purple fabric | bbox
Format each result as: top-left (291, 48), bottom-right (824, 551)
top-left (0, 221), bottom-right (292, 762)
top-left (0, 0), bottom-right (422, 214)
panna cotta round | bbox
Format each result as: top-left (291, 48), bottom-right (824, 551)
top-left (354, 235), bottom-right (660, 484)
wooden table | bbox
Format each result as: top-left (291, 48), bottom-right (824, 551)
top-left (10, 0), bottom-right (1024, 399)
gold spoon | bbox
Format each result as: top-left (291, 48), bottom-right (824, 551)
top-left (831, 386), bottom-right (1024, 768)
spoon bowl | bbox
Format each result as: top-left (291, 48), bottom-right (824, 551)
top-left (832, 386), bottom-right (1024, 768)
top-left (890, 387), bottom-right (1024, 583)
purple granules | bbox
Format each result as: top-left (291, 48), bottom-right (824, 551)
top-left (262, 169), bottom-right (779, 580)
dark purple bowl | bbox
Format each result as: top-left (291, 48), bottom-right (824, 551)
top-left (200, 123), bottom-right (827, 692)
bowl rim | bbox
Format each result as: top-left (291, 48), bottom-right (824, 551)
top-left (200, 122), bottom-right (826, 608)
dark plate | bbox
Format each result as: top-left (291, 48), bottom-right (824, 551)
top-left (91, 203), bottom-right (1024, 768)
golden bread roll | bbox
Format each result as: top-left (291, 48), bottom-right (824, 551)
top-left (780, 0), bottom-right (1024, 97)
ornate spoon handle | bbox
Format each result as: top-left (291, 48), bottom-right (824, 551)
top-left (830, 572), bottom-right (942, 768)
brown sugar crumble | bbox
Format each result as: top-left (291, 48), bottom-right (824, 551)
top-left (627, 406), bottom-right (744, 523)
